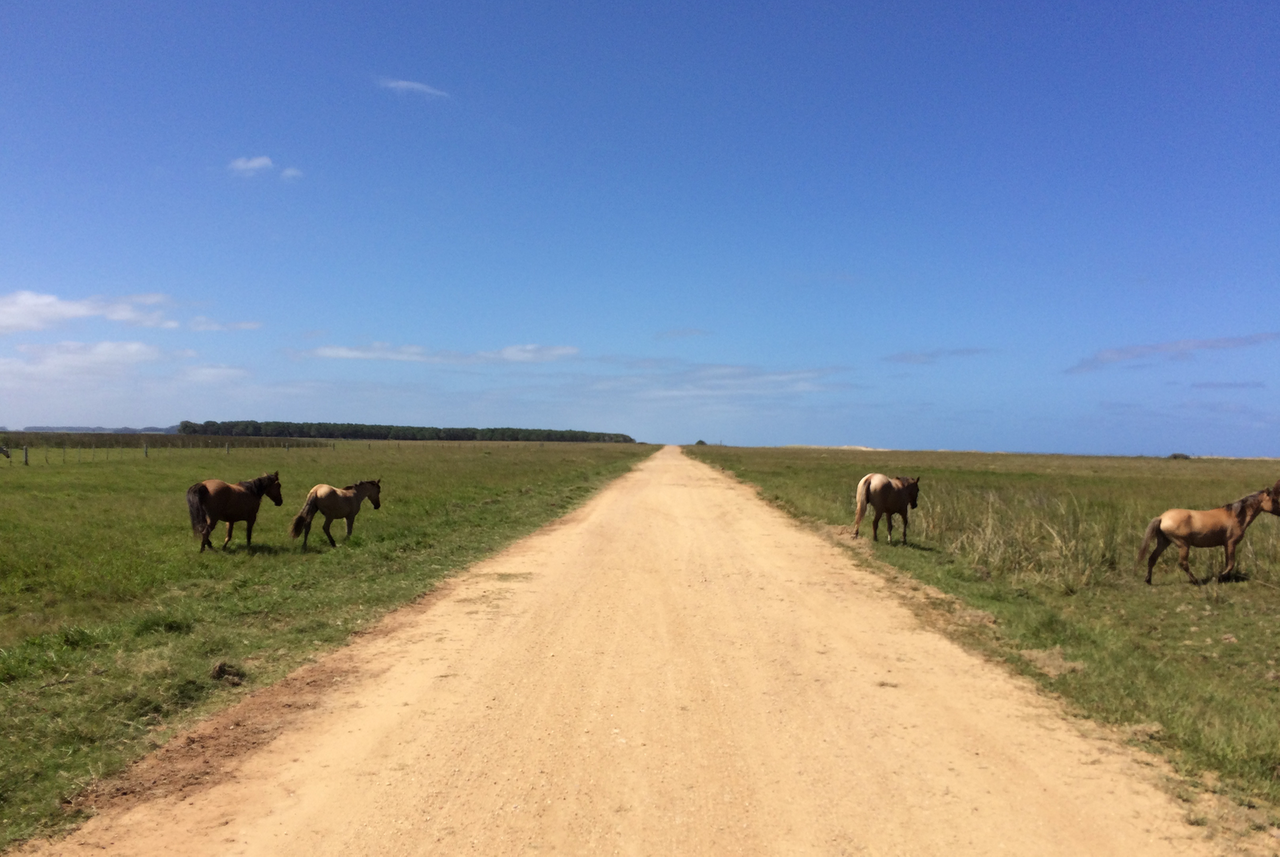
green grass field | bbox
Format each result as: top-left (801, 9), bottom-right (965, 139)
top-left (683, 445), bottom-right (1280, 817)
top-left (0, 440), bottom-right (656, 848)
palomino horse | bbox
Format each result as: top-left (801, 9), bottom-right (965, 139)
top-left (853, 473), bottom-right (920, 544)
top-left (1137, 480), bottom-right (1280, 585)
top-left (288, 479), bottom-right (381, 548)
top-left (187, 472), bottom-right (283, 552)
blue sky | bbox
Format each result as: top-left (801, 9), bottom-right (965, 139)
top-left (1, 2), bottom-right (1277, 454)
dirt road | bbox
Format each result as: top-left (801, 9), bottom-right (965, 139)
top-left (28, 446), bottom-right (1224, 855)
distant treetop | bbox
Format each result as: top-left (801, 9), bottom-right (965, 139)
top-left (178, 420), bottom-right (634, 444)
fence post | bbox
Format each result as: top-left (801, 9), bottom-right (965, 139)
top-left (144, 442), bottom-right (148, 458)
top-left (226, 443), bottom-right (230, 455)
top-left (24, 446), bottom-right (29, 465)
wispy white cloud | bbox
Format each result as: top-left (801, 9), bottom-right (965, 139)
top-left (312, 343), bottom-right (433, 362)
top-left (477, 344), bottom-right (578, 363)
top-left (0, 291), bottom-right (177, 333)
top-left (884, 347), bottom-right (989, 365)
top-left (308, 342), bottom-right (578, 364)
top-left (1068, 332), bottom-right (1280, 374)
top-left (281, 167), bottom-right (304, 180)
top-left (0, 341), bottom-right (162, 379)
top-left (627, 363), bottom-right (839, 400)
top-left (190, 316), bottom-right (262, 332)
top-left (228, 155), bottom-right (274, 176)
top-left (181, 365), bottom-right (250, 384)
top-left (379, 78), bottom-right (450, 98)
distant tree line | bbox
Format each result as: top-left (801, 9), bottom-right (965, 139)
top-left (23, 425), bottom-right (179, 434)
top-left (178, 420), bottom-right (635, 444)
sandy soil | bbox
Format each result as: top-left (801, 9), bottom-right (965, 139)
top-left (22, 446), bottom-right (1236, 855)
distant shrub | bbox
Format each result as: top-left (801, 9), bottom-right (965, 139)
top-left (1168, 452), bottom-right (1192, 460)
top-left (695, 439), bottom-right (708, 445)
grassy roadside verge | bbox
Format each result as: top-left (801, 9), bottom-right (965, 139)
top-left (683, 444), bottom-right (1280, 821)
top-left (1, 441), bottom-right (657, 848)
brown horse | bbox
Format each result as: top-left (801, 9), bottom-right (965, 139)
top-left (853, 473), bottom-right (920, 544)
top-left (1137, 480), bottom-right (1280, 585)
top-left (186, 472), bottom-right (283, 552)
top-left (288, 479), bottom-right (381, 548)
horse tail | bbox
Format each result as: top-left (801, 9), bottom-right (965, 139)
top-left (187, 483), bottom-right (209, 537)
top-left (289, 490), bottom-right (320, 540)
top-left (1136, 516), bottom-right (1163, 566)
top-left (852, 474), bottom-right (871, 538)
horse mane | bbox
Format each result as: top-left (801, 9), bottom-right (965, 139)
top-left (1229, 490), bottom-right (1268, 524)
top-left (242, 472), bottom-right (278, 496)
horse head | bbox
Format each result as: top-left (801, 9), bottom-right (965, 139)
top-left (1264, 480), bottom-right (1280, 516)
top-left (264, 471), bottom-right (284, 506)
top-left (903, 477), bottom-right (920, 509)
top-left (367, 478), bottom-right (382, 510)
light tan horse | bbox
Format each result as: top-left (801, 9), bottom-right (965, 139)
top-left (186, 472), bottom-right (283, 552)
top-left (853, 473), bottom-right (920, 544)
top-left (1137, 480), bottom-right (1280, 585)
top-left (289, 479), bottom-right (381, 548)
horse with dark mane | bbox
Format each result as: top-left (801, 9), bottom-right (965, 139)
top-left (1137, 480), bottom-right (1280, 585)
top-left (186, 471), bottom-right (283, 552)
top-left (853, 473), bottom-right (920, 544)
top-left (288, 479), bottom-right (381, 549)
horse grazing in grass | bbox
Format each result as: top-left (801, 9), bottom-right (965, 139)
top-left (853, 473), bottom-right (920, 544)
top-left (187, 471), bottom-right (283, 552)
top-left (1137, 480), bottom-right (1280, 585)
top-left (289, 479), bottom-right (381, 548)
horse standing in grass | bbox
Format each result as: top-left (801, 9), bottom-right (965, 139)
top-left (187, 472), bottom-right (283, 552)
top-left (853, 473), bottom-right (920, 544)
top-left (289, 479), bottom-right (381, 549)
top-left (1137, 480), bottom-right (1280, 585)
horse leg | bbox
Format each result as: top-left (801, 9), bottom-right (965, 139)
top-left (223, 521), bottom-right (235, 549)
top-left (302, 519), bottom-right (311, 549)
top-left (1221, 539), bottom-right (1239, 581)
top-left (900, 510), bottom-right (909, 546)
top-left (1177, 542), bottom-right (1198, 586)
top-left (322, 515), bottom-right (337, 547)
top-left (245, 515), bottom-right (256, 549)
top-left (871, 509), bottom-right (882, 542)
top-left (1145, 533), bottom-right (1169, 584)
top-left (345, 515), bottom-right (355, 539)
top-left (200, 518), bottom-right (216, 552)
top-left (885, 513), bottom-right (895, 545)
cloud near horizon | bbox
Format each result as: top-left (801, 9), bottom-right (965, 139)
top-left (0, 291), bottom-right (177, 333)
top-left (379, 78), bottom-right (450, 98)
top-left (308, 342), bottom-right (579, 364)
top-left (1068, 332), bottom-right (1280, 374)
top-left (0, 341), bottom-right (162, 380)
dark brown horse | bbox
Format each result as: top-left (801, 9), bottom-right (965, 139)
top-left (853, 473), bottom-right (920, 544)
top-left (186, 471), bottom-right (283, 552)
top-left (1137, 480), bottom-right (1280, 584)
top-left (288, 479), bottom-right (381, 548)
